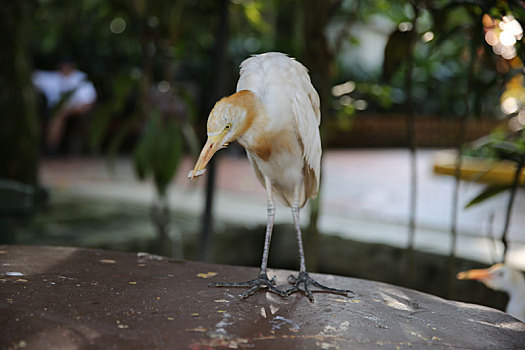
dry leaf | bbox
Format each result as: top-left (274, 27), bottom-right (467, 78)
top-left (196, 272), bottom-right (217, 279)
top-left (99, 259), bottom-right (117, 264)
top-left (186, 327), bottom-right (207, 332)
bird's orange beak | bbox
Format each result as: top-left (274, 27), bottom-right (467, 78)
top-left (457, 268), bottom-right (492, 281)
top-left (190, 136), bottom-right (221, 181)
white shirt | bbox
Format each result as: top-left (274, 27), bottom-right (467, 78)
top-left (32, 70), bottom-right (97, 109)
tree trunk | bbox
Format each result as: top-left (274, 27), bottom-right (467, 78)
top-left (150, 196), bottom-right (176, 258)
top-left (301, 0), bottom-right (336, 271)
top-left (449, 35), bottom-right (476, 285)
top-left (501, 159), bottom-right (523, 262)
top-left (0, 1), bottom-right (39, 186)
top-left (275, 0), bottom-right (300, 57)
top-left (199, 0), bottom-right (230, 262)
top-left (404, 6), bottom-right (419, 254)
top-left (403, 4), bottom-right (419, 288)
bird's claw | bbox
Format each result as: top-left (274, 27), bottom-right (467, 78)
top-left (285, 271), bottom-right (354, 302)
top-left (209, 273), bottom-right (287, 299)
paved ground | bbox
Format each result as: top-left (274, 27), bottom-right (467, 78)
top-left (39, 149), bottom-right (525, 269)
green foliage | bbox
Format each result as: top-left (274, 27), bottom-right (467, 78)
top-left (29, 0), bottom-right (525, 151)
top-left (134, 111), bottom-right (182, 197)
top-left (335, 0), bottom-right (524, 119)
top-left (336, 106), bottom-right (356, 131)
top-left (379, 2), bottom-right (492, 116)
top-left (382, 29), bottom-right (413, 83)
top-left (464, 129), bottom-right (507, 159)
top-left (466, 129), bottom-right (525, 163)
top-left (30, 0), bottom-right (524, 131)
top-left (88, 74), bottom-right (137, 153)
top-left (243, 1), bottom-right (271, 33)
top-left (465, 185), bottom-right (511, 208)
top-left (465, 129), bottom-right (525, 209)
top-left (335, 82), bottom-right (393, 128)
top-left (31, 0), bottom-right (222, 198)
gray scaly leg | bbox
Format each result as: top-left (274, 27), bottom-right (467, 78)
top-left (209, 177), bottom-right (286, 299)
top-left (285, 184), bottom-right (354, 302)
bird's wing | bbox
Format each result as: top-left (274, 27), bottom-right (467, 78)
top-left (237, 52), bottom-right (322, 198)
top-left (290, 67), bottom-right (322, 197)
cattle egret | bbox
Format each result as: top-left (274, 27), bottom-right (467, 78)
top-left (458, 263), bottom-right (525, 322)
top-left (190, 52), bottom-right (352, 301)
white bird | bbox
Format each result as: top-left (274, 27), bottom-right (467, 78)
top-left (190, 52), bottom-right (352, 301)
top-left (457, 263), bottom-right (525, 322)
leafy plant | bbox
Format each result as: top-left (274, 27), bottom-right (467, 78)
top-left (465, 129), bottom-right (525, 208)
top-left (134, 111), bottom-right (182, 197)
top-left (465, 129), bottom-right (525, 260)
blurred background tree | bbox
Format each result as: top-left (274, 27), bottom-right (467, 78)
top-left (0, 1), bottom-right (40, 244)
top-left (1, 1), bottom-right (39, 186)
top-left (28, 0), bottom-right (524, 144)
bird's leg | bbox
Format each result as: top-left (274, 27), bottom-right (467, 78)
top-left (209, 177), bottom-right (287, 299)
top-left (285, 184), bottom-right (354, 302)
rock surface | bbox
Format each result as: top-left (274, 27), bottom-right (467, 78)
top-left (1, 245), bottom-right (524, 349)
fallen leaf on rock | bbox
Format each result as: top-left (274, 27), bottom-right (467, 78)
top-left (99, 259), bottom-right (117, 264)
top-left (196, 272), bottom-right (217, 279)
top-left (186, 327), bottom-right (207, 332)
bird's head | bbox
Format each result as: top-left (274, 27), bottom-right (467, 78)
top-left (190, 91), bottom-right (255, 180)
top-left (457, 263), bottom-right (524, 294)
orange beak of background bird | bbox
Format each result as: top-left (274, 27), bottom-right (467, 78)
top-left (457, 268), bottom-right (492, 281)
top-left (190, 136), bottom-right (221, 181)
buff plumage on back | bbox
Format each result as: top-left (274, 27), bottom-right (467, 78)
top-left (236, 52), bottom-right (322, 200)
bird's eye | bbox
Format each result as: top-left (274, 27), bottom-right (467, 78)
top-left (224, 123), bottom-right (231, 131)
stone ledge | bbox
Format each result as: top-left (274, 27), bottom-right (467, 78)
top-left (1, 245), bottom-right (524, 349)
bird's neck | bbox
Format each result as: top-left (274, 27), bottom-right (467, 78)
top-left (227, 90), bottom-right (269, 140)
top-left (509, 274), bottom-right (525, 299)
top-left (506, 285), bottom-right (525, 322)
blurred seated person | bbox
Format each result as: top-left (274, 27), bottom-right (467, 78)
top-left (32, 59), bottom-right (97, 154)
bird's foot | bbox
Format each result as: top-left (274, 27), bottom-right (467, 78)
top-left (209, 273), bottom-right (287, 299)
top-left (285, 271), bottom-right (354, 302)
